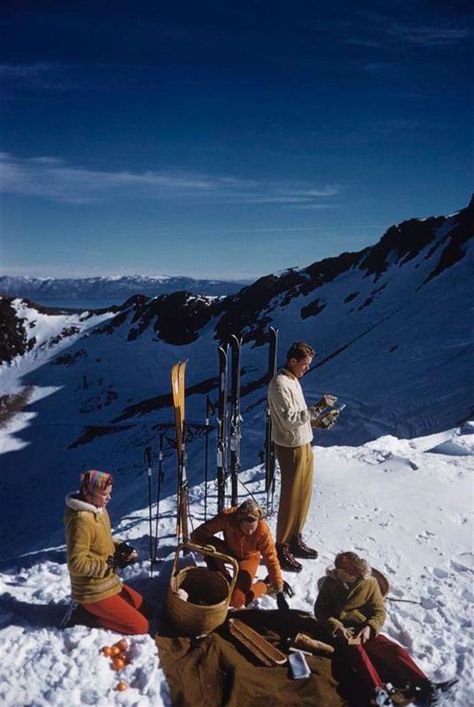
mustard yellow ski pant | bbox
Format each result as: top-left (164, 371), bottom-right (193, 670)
top-left (275, 443), bottom-right (314, 545)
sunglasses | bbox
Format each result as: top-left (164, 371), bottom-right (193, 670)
top-left (241, 516), bottom-right (259, 523)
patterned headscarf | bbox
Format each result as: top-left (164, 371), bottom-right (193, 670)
top-left (80, 470), bottom-right (114, 503)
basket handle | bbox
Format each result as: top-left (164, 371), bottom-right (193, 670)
top-left (171, 542), bottom-right (240, 599)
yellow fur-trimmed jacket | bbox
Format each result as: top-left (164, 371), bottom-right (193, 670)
top-left (314, 569), bottom-right (386, 638)
top-left (64, 493), bottom-right (122, 603)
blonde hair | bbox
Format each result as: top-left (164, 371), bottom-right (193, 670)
top-left (236, 499), bottom-right (263, 521)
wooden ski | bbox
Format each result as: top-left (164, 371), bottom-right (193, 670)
top-left (171, 360), bottom-right (189, 543)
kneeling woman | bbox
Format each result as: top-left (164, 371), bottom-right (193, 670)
top-left (65, 470), bottom-right (149, 635)
top-left (191, 500), bottom-right (284, 608)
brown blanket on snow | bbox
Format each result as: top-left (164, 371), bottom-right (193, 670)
top-left (155, 609), bottom-right (350, 707)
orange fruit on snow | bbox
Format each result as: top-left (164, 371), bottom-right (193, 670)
top-left (115, 639), bottom-right (128, 651)
top-left (101, 646), bottom-right (113, 656)
top-left (116, 681), bottom-right (128, 691)
top-left (119, 652), bottom-right (129, 664)
top-left (110, 645), bottom-right (121, 656)
top-left (112, 657), bottom-right (125, 671)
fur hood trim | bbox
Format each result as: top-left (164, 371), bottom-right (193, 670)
top-left (65, 492), bottom-right (103, 515)
top-left (325, 566), bottom-right (372, 581)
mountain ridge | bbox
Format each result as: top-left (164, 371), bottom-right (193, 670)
top-left (0, 197), bottom-right (472, 558)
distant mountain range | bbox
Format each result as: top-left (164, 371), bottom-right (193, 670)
top-left (0, 274), bottom-right (249, 304)
top-left (0, 195), bottom-right (472, 556)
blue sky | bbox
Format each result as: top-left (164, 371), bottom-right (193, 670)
top-left (1, 0), bottom-right (472, 279)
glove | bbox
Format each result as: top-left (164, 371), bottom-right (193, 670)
top-left (106, 554), bottom-right (118, 570)
top-left (114, 542), bottom-right (139, 568)
top-left (276, 591), bottom-right (290, 613)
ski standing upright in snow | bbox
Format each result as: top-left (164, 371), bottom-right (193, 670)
top-left (229, 334), bottom-right (243, 506)
top-left (216, 345), bottom-right (228, 513)
top-left (265, 327), bottom-right (278, 515)
top-left (171, 360), bottom-right (190, 544)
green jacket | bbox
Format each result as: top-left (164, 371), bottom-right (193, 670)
top-left (314, 570), bottom-right (386, 638)
top-left (64, 493), bottom-right (122, 603)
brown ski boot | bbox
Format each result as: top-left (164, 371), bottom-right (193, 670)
top-left (290, 534), bottom-right (318, 559)
top-left (276, 543), bottom-right (303, 572)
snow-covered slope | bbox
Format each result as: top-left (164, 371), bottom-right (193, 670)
top-left (0, 197), bottom-right (472, 559)
top-left (0, 426), bottom-right (472, 706)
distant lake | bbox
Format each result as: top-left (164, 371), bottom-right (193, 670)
top-left (35, 298), bottom-right (123, 311)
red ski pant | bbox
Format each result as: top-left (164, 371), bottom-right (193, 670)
top-left (342, 634), bottom-right (428, 691)
top-left (82, 584), bottom-right (149, 635)
top-left (206, 547), bottom-right (267, 609)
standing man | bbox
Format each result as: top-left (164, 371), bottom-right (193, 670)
top-left (267, 341), bottom-right (337, 572)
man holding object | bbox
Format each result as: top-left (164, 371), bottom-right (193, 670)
top-left (267, 341), bottom-right (338, 572)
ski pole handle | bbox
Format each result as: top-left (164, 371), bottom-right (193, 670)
top-left (144, 446), bottom-right (152, 475)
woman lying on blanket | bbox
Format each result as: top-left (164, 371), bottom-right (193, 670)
top-left (314, 551), bottom-right (456, 706)
top-left (191, 500), bottom-right (288, 608)
top-left (64, 470), bottom-right (150, 634)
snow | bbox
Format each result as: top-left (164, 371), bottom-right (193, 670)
top-left (0, 300), bottom-right (114, 395)
top-left (0, 426), bottom-right (472, 706)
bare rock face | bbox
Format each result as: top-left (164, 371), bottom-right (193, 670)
top-left (0, 298), bottom-right (34, 364)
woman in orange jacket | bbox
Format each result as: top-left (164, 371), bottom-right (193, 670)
top-left (191, 500), bottom-right (284, 608)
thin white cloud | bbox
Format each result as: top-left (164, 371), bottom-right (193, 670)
top-left (386, 23), bottom-right (470, 47)
top-left (357, 12), bottom-right (471, 48)
top-left (0, 151), bottom-right (341, 207)
top-left (323, 11), bottom-right (471, 50)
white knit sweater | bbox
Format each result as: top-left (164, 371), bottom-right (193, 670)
top-left (267, 368), bottom-right (314, 448)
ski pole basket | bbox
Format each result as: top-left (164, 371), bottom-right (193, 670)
top-left (166, 542), bottom-right (240, 636)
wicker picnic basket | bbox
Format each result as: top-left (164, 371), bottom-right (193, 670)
top-left (167, 542), bottom-right (240, 636)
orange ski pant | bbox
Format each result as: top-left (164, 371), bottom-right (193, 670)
top-left (82, 584), bottom-right (149, 635)
top-left (207, 547), bottom-right (267, 609)
top-left (231, 555), bottom-right (268, 609)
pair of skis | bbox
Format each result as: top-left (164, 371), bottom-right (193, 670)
top-left (172, 326), bottom-right (275, 533)
top-left (171, 360), bottom-right (190, 544)
top-left (216, 335), bottom-right (242, 512)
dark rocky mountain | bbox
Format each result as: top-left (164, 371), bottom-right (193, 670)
top-left (0, 196), bottom-right (472, 557)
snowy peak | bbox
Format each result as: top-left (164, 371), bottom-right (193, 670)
top-left (0, 196), bottom-right (472, 472)
top-left (360, 196), bottom-right (473, 282)
top-left (0, 274), bottom-right (247, 303)
top-left (215, 197), bottom-right (473, 344)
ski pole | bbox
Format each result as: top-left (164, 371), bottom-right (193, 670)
top-left (144, 446), bottom-right (153, 577)
top-left (153, 432), bottom-right (165, 563)
top-left (387, 597), bottom-right (423, 606)
top-left (237, 476), bottom-right (263, 506)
